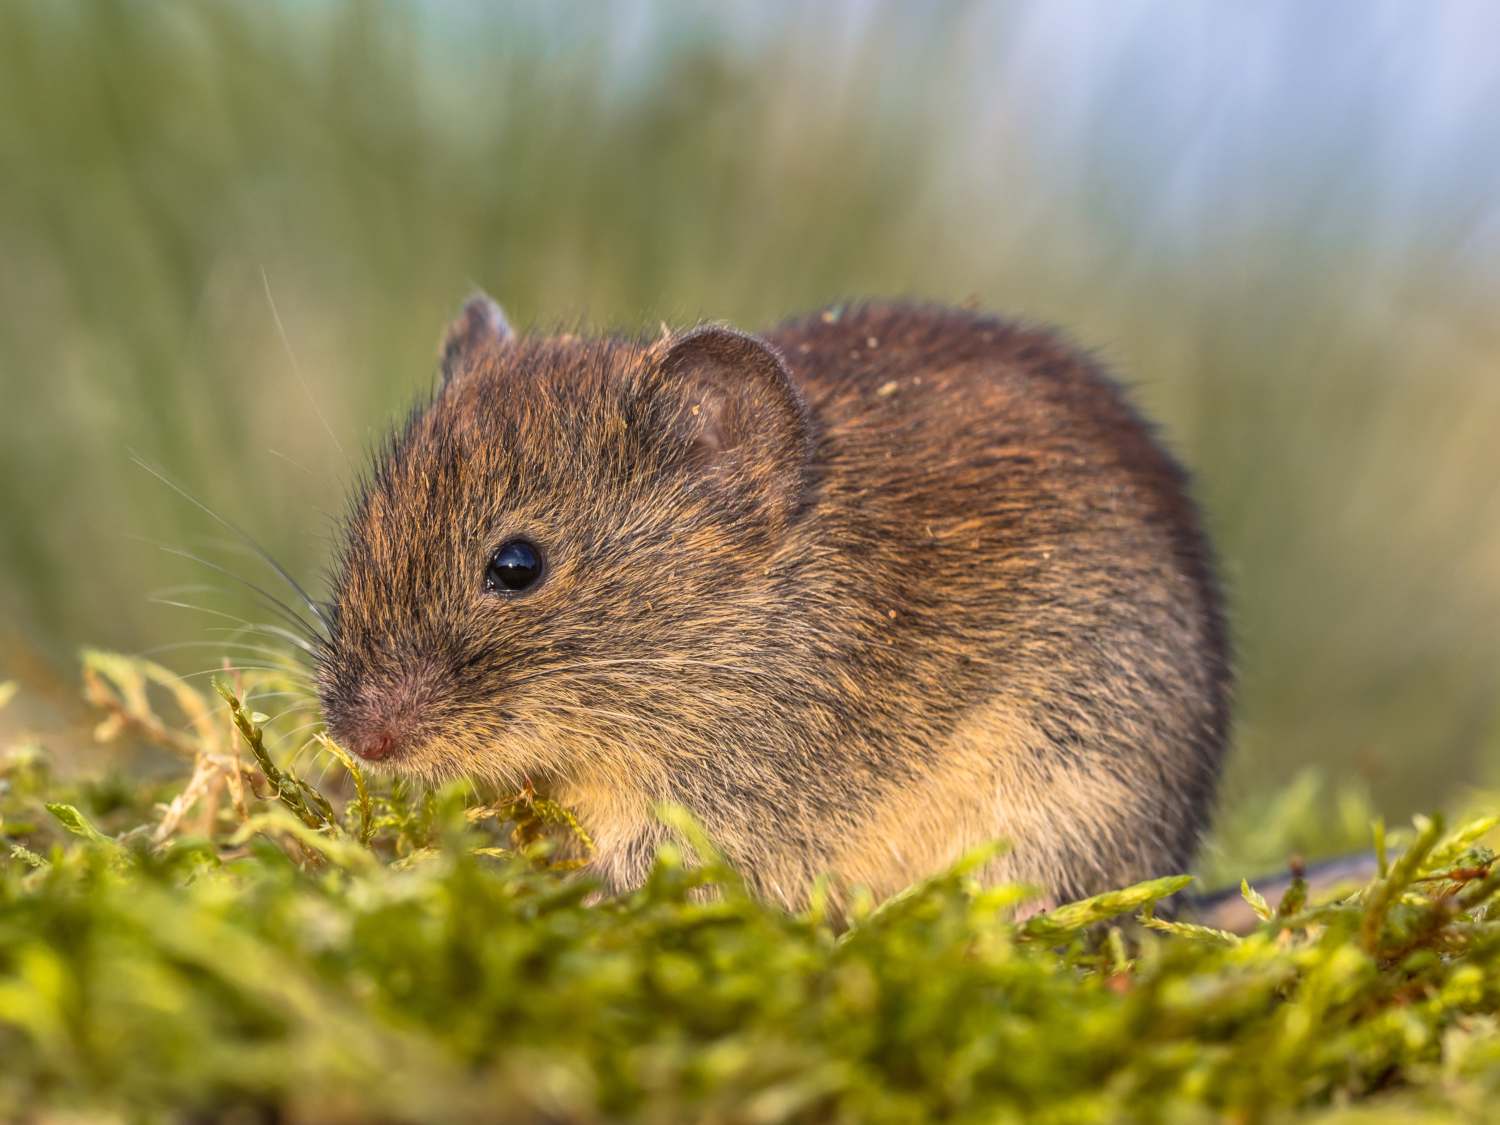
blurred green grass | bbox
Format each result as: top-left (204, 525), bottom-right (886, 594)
top-left (0, 0), bottom-right (1497, 824)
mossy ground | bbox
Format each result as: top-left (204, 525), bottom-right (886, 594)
top-left (2, 657), bottom-right (1499, 1123)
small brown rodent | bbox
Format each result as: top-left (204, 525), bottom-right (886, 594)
top-left (319, 297), bottom-right (1230, 915)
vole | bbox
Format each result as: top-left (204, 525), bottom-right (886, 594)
top-left (318, 297), bottom-right (1231, 916)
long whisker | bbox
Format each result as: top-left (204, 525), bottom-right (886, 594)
top-left (272, 723), bottom-right (329, 768)
top-left (260, 266), bottom-right (350, 468)
top-left (284, 728), bottom-right (331, 774)
top-left (313, 755), bottom-right (340, 789)
top-left (202, 623), bottom-right (322, 659)
top-left (148, 593), bottom-right (325, 661)
top-left (144, 540), bottom-right (326, 648)
top-left (148, 590), bottom-right (252, 627)
top-left (131, 454), bottom-right (333, 638)
top-left (253, 700), bottom-right (320, 725)
top-left (136, 639), bottom-right (312, 667)
top-left (140, 539), bottom-right (317, 636)
top-left (266, 447), bottom-right (317, 477)
top-left (235, 707), bottom-right (320, 746)
top-left (275, 718), bottom-right (326, 742)
top-left (262, 701), bottom-right (320, 724)
top-left (238, 690), bottom-right (316, 705)
top-left (171, 664), bottom-right (317, 685)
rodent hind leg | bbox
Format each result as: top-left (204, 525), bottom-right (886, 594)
top-left (942, 707), bottom-right (1186, 909)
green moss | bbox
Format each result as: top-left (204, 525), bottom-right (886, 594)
top-left (2, 660), bottom-right (1499, 1123)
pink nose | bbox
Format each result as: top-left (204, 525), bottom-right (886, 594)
top-left (347, 726), bottom-right (400, 762)
top-left (327, 678), bottom-right (429, 764)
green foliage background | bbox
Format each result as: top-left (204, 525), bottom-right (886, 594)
top-left (1, 4), bottom-right (1498, 854)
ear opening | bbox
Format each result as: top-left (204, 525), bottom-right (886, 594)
top-left (657, 325), bottom-right (812, 524)
top-left (440, 292), bottom-right (513, 383)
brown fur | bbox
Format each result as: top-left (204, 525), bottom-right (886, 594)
top-left (319, 299), bottom-right (1231, 917)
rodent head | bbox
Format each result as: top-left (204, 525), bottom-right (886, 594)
top-left (318, 295), bottom-right (813, 791)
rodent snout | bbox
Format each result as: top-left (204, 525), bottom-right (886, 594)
top-left (322, 671), bottom-right (437, 766)
top-left (347, 726), bottom-right (400, 763)
top-left (327, 710), bottom-right (413, 763)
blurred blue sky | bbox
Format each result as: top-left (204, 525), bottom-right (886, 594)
top-left (424, 1), bottom-right (1500, 276)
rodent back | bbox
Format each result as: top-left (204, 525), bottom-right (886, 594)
top-left (766, 303), bottom-right (1230, 890)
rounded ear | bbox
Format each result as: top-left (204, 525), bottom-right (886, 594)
top-left (656, 325), bottom-right (812, 524)
top-left (440, 292), bottom-right (513, 383)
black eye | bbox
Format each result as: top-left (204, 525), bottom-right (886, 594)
top-left (485, 539), bottom-right (544, 594)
